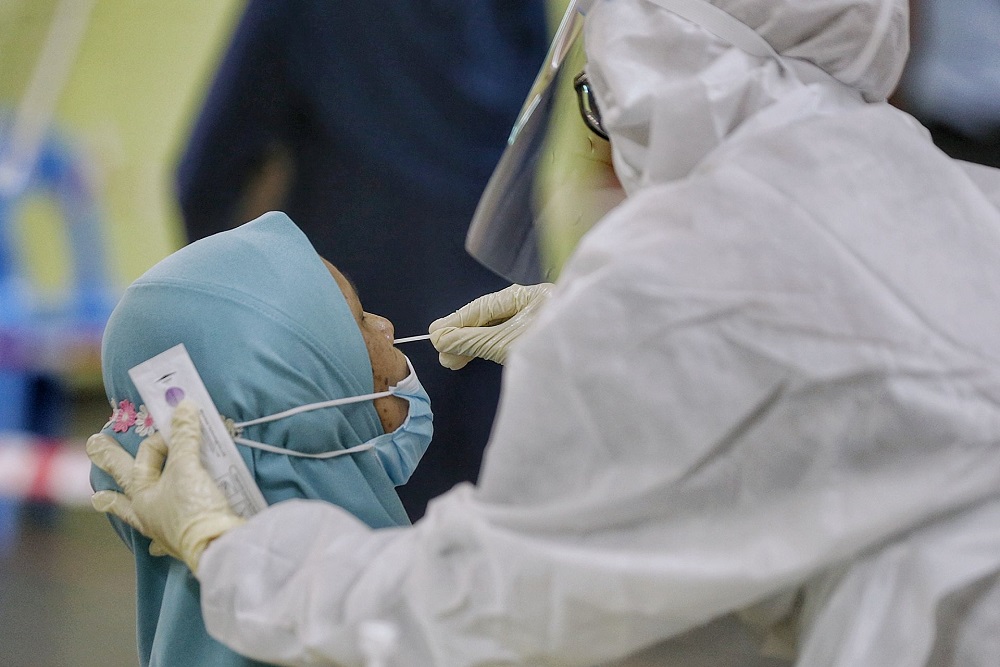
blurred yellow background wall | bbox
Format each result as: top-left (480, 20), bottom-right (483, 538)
top-left (1, 0), bottom-right (245, 295)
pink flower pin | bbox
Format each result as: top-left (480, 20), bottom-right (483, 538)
top-left (111, 399), bottom-right (138, 433)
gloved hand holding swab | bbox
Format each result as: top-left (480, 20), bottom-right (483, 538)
top-left (427, 283), bottom-right (553, 369)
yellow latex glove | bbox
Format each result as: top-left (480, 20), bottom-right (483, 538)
top-left (87, 399), bottom-right (245, 575)
top-left (429, 283), bottom-right (554, 370)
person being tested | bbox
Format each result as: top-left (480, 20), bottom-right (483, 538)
top-left (87, 211), bottom-right (431, 666)
top-left (90, 0), bottom-right (1000, 664)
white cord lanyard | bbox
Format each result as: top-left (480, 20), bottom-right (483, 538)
top-left (645, 0), bottom-right (782, 62)
top-left (642, 0), bottom-right (851, 89)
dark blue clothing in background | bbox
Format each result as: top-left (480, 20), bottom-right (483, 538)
top-left (176, 0), bottom-right (548, 519)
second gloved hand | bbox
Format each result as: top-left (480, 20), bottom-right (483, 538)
top-left (429, 283), bottom-right (554, 369)
top-left (87, 399), bottom-right (245, 575)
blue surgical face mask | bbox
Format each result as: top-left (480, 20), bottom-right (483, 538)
top-left (230, 356), bottom-right (433, 486)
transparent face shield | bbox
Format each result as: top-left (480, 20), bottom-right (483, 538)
top-left (465, 0), bottom-right (621, 284)
top-left (466, 0), bottom-right (848, 285)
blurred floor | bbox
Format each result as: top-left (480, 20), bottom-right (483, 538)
top-left (0, 388), bottom-right (137, 667)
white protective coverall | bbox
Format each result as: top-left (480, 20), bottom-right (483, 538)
top-left (197, 0), bottom-right (1000, 664)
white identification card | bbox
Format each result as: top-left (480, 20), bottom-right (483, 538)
top-left (128, 343), bottom-right (267, 518)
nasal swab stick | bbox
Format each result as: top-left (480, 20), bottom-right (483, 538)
top-left (393, 334), bottom-right (432, 344)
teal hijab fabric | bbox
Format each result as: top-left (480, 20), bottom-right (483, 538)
top-left (90, 212), bottom-right (410, 667)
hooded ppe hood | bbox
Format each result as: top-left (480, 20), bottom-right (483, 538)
top-left (585, 0), bottom-right (909, 193)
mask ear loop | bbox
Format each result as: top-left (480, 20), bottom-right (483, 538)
top-left (232, 390), bottom-right (392, 431)
top-left (230, 390), bottom-right (391, 459)
top-left (233, 437), bottom-right (376, 459)
top-left (229, 356), bottom-right (419, 459)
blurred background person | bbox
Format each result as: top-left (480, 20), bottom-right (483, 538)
top-left (894, 0), bottom-right (1000, 168)
top-left (175, 0), bottom-right (549, 520)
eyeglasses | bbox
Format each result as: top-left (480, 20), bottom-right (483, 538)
top-left (573, 71), bottom-right (609, 141)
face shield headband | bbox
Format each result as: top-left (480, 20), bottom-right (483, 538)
top-left (465, 0), bottom-right (849, 284)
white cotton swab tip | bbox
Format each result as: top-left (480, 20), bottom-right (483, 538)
top-left (393, 334), bottom-right (432, 344)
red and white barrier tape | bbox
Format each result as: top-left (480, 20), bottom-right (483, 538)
top-left (0, 434), bottom-right (93, 506)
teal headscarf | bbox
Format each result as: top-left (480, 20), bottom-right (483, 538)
top-left (90, 212), bottom-right (409, 667)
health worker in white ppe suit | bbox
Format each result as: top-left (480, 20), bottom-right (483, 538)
top-left (88, 0), bottom-right (1000, 665)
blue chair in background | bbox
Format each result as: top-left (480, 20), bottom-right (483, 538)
top-left (0, 124), bottom-right (118, 554)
